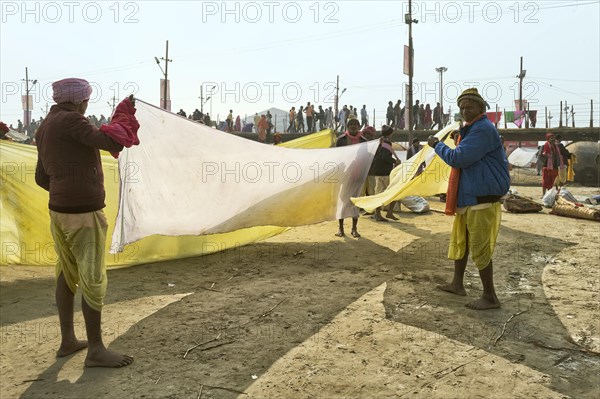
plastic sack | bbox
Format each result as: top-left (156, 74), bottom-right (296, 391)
top-left (542, 188), bottom-right (557, 208)
top-left (557, 188), bottom-right (578, 204)
top-left (400, 196), bottom-right (430, 213)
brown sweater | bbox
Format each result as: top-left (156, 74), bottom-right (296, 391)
top-left (35, 104), bottom-right (124, 213)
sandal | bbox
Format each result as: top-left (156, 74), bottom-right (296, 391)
top-left (335, 231), bottom-right (345, 237)
top-left (351, 230), bottom-right (361, 238)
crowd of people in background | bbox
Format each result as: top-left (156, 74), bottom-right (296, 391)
top-left (178, 99), bottom-right (450, 139)
top-left (2, 98), bottom-right (450, 145)
top-left (1, 113), bottom-right (112, 144)
top-left (177, 108), bottom-right (212, 127)
top-left (385, 99), bottom-right (446, 130)
top-left (1, 97), bottom-right (453, 147)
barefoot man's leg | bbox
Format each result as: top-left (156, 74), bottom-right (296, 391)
top-left (82, 298), bottom-right (133, 368)
top-left (56, 273), bottom-right (88, 357)
top-left (385, 202), bottom-right (399, 220)
top-left (437, 251), bottom-right (468, 296)
top-left (437, 232), bottom-right (468, 296)
top-left (465, 261), bottom-right (500, 310)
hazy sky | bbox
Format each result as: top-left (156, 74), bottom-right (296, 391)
top-left (1, 0), bottom-right (599, 127)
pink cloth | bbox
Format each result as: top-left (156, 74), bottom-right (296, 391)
top-left (99, 98), bottom-right (140, 158)
top-left (380, 142), bottom-right (394, 153)
top-left (513, 111), bottom-right (525, 128)
top-left (52, 78), bottom-right (93, 104)
top-left (340, 131), bottom-right (364, 145)
top-left (543, 141), bottom-right (564, 170)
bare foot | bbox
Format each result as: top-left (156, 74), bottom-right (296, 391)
top-left (85, 347), bottom-right (134, 368)
top-left (465, 297), bottom-right (501, 310)
top-left (57, 339), bottom-right (88, 357)
top-left (436, 283), bottom-right (466, 296)
top-left (386, 214), bottom-right (399, 220)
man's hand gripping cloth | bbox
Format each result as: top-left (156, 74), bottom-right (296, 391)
top-left (100, 98), bottom-right (141, 158)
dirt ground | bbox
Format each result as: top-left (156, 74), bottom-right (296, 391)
top-left (1, 168), bottom-right (599, 399)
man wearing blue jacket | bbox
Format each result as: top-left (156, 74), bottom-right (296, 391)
top-left (427, 88), bottom-right (510, 310)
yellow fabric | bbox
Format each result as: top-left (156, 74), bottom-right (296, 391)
top-left (567, 154), bottom-right (576, 182)
top-left (50, 210), bottom-right (108, 311)
top-left (448, 202), bottom-right (501, 270)
top-left (351, 122), bottom-right (460, 212)
top-left (277, 129), bottom-right (336, 149)
top-left (555, 167), bottom-right (568, 185)
top-left (1, 130), bottom-right (335, 268)
top-left (361, 176), bottom-right (376, 197)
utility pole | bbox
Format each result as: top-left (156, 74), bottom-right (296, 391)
top-left (515, 56), bottom-right (526, 130)
top-left (406, 0), bottom-right (418, 144)
top-left (200, 86), bottom-right (204, 113)
top-left (435, 66), bottom-right (447, 130)
top-left (107, 96), bottom-right (117, 114)
top-left (40, 103), bottom-right (49, 117)
top-left (335, 75), bottom-right (340, 130)
top-left (517, 56), bottom-right (526, 112)
top-left (199, 85), bottom-right (216, 114)
top-left (22, 67), bottom-right (37, 129)
top-left (564, 101), bottom-right (569, 127)
top-left (591, 99), bottom-right (594, 128)
top-left (154, 40), bottom-right (172, 110)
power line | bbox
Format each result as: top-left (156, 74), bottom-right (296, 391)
top-left (528, 76), bottom-right (600, 83)
top-left (532, 80), bottom-right (597, 100)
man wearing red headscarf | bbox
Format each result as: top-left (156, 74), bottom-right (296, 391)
top-left (35, 78), bottom-right (138, 368)
top-left (541, 133), bottom-right (564, 196)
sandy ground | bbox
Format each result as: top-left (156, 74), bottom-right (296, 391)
top-left (1, 168), bottom-right (599, 399)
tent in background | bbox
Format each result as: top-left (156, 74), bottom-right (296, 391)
top-left (508, 147), bottom-right (538, 168)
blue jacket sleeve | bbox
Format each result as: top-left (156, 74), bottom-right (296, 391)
top-left (434, 125), bottom-right (496, 169)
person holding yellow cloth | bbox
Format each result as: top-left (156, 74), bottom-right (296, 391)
top-left (427, 88), bottom-right (510, 310)
top-left (35, 78), bottom-right (138, 367)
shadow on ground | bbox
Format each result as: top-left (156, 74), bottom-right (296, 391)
top-left (16, 221), bottom-right (600, 399)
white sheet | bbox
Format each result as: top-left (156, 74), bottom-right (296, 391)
top-left (111, 101), bottom-right (379, 251)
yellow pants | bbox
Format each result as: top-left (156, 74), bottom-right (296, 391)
top-left (50, 210), bottom-right (108, 311)
top-left (448, 203), bottom-right (501, 270)
top-left (361, 176), bottom-right (376, 197)
top-left (555, 166), bottom-right (567, 185)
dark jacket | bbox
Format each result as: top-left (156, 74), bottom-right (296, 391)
top-left (370, 139), bottom-right (396, 176)
top-left (35, 103), bottom-right (124, 213)
top-left (335, 133), bottom-right (368, 147)
top-left (406, 144), bottom-right (422, 160)
top-left (434, 115), bottom-right (510, 207)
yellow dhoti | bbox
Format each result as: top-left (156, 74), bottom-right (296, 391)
top-left (448, 202), bottom-right (501, 270)
top-left (50, 210), bottom-right (108, 311)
